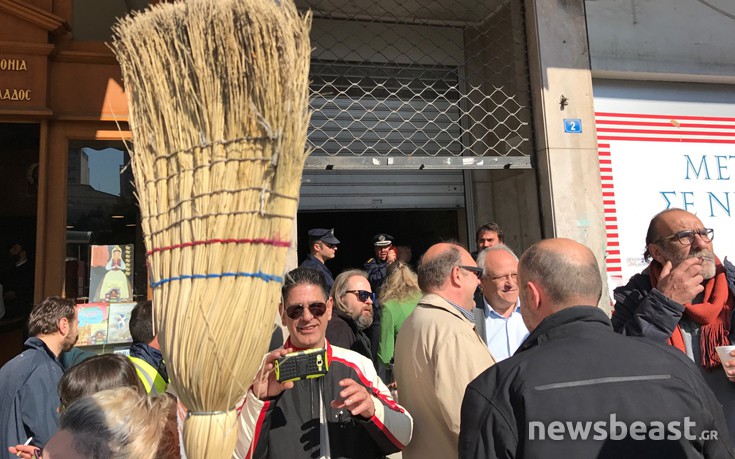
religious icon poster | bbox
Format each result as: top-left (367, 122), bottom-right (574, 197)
top-left (89, 244), bottom-right (134, 302)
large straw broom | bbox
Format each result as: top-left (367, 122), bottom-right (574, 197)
top-left (111, 0), bottom-right (311, 456)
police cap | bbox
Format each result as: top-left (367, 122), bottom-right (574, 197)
top-left (308, 228), bottom-right (340, 245)
top-left (371, 233), bottom-right (395, 247)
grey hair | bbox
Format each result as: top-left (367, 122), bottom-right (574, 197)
top-left (476, 244), bottom-right (518, 274)
top-left (331, 269), bottom-right (369, 314)
top-left (417, 245), bottom-right (462, 292)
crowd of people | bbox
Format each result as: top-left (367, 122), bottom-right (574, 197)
top-left (0, 299), bottom-right (175, 459)
top-left (2, 207), bottom-right (735, 458)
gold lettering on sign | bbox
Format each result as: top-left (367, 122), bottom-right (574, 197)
top-left (0, 59), bottom-right (27, 71)
top-left (0, 89), bottom-right (31, 101)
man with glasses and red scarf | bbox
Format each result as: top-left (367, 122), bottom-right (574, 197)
top-left (613, 207), bottom-right (735, 439)
top-left (326, 270), bottom-right (375, 362)
top-left (234, 266), bottom-right (413, 459)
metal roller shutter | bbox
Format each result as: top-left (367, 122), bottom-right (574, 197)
top-left (300, 60), bottom-right (466, 210)
top-left (299, 170), bottom-right (464, 210)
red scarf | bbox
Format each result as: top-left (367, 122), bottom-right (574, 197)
top-left (649, 258), bottom-right (730, 369)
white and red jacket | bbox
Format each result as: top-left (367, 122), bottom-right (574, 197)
top-left (234, 340), bottom-right (413, 459)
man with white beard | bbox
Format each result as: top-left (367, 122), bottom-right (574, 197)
top-left (613, 207), bottom-right (735, 440)
top-left (326, 270), bottom-right (375, 362)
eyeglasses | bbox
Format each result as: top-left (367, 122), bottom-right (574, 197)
top-left (458, 265), bottom-right (483, 279)
top-left (321, 242), bottom-right (337, 249)
top-left (655, 228), bottom-right (714, 246)
top-left (344, 290), bottom-right (375, 303)
top-left (488, 273), bottom-right (518, 283)
top-left (285, 302), bottom-right (328, 319)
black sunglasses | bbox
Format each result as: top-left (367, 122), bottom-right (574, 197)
top-left (285, 302), bottom-right (328, 319)
top-left (344, 290), bottom-right (375, 303)
top-left (458, 265), bottom-right (483, 279)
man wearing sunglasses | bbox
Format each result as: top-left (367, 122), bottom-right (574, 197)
top-left (300, 228), bottom-right (340, 293)
top-left (326, 270), bottom-right (375, 362)
top-left (234, 267), bottom-right (413, 459)
top-left (612, 208), bottom-right (735, 439)
top-left (394, 242), bottom-right (495, 459)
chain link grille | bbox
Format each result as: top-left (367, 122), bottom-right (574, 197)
top-left (297, 0), bottom-right (533, 166)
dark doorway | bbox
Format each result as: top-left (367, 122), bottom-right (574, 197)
top-left (0, 123), bottom-right (39, 252)
top-left (0, 122), bottom-right (39, 363)
top-left (296, 209), bottom-right (460, 275)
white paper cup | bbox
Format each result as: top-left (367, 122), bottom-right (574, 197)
top-left (716, 345), bottom-right (735, 366)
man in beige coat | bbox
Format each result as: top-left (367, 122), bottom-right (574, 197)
top-left (395, 242), bottom-right (496, 459)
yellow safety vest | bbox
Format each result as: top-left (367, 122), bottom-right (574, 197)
top-left (129, 356), bottom-right (168, 395)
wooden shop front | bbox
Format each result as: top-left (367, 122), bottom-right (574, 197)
top-left (0, 0), bottom-right (149, 361)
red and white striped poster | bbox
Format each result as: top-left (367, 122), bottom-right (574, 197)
top-left (595, 111), bottom-right (735, 288)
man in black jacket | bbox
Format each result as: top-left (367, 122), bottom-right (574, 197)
top-left (0, 297), bottom-right (78, 457)
top-left (326, 269), bottom-right (374, 362)
top-left (460, 238), bottom-right (734, 458)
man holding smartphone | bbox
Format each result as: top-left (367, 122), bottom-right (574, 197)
top-left (234, 266), bottom-right (413, 459)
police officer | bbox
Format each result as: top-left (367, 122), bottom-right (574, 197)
top-left (363, 233), bottom-right (395, 371)
top-left (364, 233), bottom-right (395, 293)
top-left (300, 228), bottom-right (340, 293)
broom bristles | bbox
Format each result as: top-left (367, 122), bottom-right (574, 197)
top-left (111, 0), bottom-right (311, 456)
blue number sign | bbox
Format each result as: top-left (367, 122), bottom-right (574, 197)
top-left (563, 119), bottom-right (582, 133)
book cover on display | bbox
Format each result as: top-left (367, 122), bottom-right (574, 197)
top-left (76, 303), bottom-right (109, 346)
top-left (107, 302), bottom-right (136, 344)
top-left (89, 244), bottom-right (134, 302)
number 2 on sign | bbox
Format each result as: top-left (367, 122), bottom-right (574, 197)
top-left (564, 119), bottom-right (582, 133)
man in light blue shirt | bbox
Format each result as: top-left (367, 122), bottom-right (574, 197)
top-left (473, 245), bottom-right (529, 360)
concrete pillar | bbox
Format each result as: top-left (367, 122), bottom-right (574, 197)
top-left (525, 0), bottom-right (610, 311)
top-left (463, 0), bottom-right (543, 257)
top-left (472, 169), bottom-right (542, 255)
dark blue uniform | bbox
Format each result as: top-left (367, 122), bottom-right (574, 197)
top-left (300, 254), bottom-right (335, 293)
top-left (363, 257), bottom-right (389, 369)
top-left (364, 257), bottom-right (389, 294)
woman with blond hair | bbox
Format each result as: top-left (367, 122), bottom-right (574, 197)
top-left (40, 387), bottom-right (174, 459)
top-left (378, 261), bottom-right (421, 369)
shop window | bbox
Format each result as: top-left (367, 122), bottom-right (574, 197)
top-left (65, 141), bottom-right (146, 302)
top-left (72, 0), bottom-right (150, 41)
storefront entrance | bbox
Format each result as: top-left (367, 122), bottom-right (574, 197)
top-left (296, 209), bottom-right (463, 274)
top-left (0, 122), bottom-right (39, 364)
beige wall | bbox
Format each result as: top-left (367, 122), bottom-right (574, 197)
top-left (471, 169), bottom-right (542, 255)
top-left (525, 0), bottom-right (610, 311)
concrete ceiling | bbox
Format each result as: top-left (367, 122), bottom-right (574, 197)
top-left (295, 0), bottom-right (508, 26)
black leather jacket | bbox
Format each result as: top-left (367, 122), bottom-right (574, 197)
top-left (460, 307), bottom-right (734, 458)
